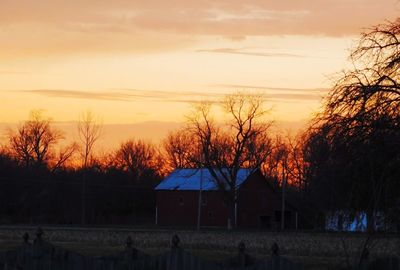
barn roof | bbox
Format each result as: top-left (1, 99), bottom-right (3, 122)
top-left (155, 168), bottom-right (254, 191)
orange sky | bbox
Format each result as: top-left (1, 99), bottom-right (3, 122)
top-left (0, 0), bottom-right (399, 148)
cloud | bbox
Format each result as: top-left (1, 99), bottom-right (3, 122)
top-left (0, 0), bottom-right (398, 58)
top-left (266, 93), bottom-right (323, 101)
top-left (20, 87), bottom-right (325, 103)
top-left (213, 84), bottom-right (330, 93)
top-left (18, 89), bottom-right (222, 103)
top-left (1, 1), bottom-right (398, 35)
top-left (196, 48), bottom-right (304, 58)
top-left (210, 84), bottom-right (328, 102)
top-left (113, 88), bottom-right (225, 98)
top-left (20, 89), bottom-right (134, 101)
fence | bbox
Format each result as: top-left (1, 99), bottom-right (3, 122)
top-left (0, 228), bottom-right (398, 270)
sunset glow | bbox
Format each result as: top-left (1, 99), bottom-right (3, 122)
top-left (1, 0), bottom-right (399, 146)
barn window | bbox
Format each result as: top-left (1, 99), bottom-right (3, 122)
top-left (179, 196), bottom-right (184, 206)
top-left (208, 211), bottom-right (213, 218)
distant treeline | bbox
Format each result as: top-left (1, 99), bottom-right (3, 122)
top-left (0, 168), bottom-right (158, 225)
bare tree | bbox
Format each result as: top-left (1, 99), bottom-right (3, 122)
top-left (259, 132), bottom-right (309, 230)
top-left (163, 129), bottom-right (198, 169)
top-left (287, 133), bottom-right (309, 191)
top-left (114, 139), bottom-right (161, 182)
top-left (186, 93), bottom-right (273, 229)
top-left (323, 19), bottom-right (400, 134)
top-left (50, 143), bottom-right (79, 172)
top-left (9, 111), bottom-right (64, 170)
top-left (78, 110), bottom-right (102, 169)
top-left (77, 110), bottom-right (102, 225)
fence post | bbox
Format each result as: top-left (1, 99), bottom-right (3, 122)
top-left (271, 242), bottom-right (280, 270)
top-left (167, 234), bottom-right (182, 270)
top-left (238, 241), bottom-right (246, 268)
top-left (171, 234), bottom-right (180, 249)
top-left (34, 227), bottom-right (43, 243)
top-left (19, 232), bottom-right (32, 269)
top-left (359, 247), bottom-right (369, 270)
top-left (124, 236), bottom-right (139, 261)
top-left (23, 232), bottom-right (30, 245)
top-left (32, 227), bottom-right (45, 270)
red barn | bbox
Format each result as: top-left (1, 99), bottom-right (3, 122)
top-left (155, 168), bottom-right (297, 229)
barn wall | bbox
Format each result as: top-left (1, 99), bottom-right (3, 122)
top-left (237, 172), bottom-right (277, 228)
top-left (237, 172), bottom-right (297, 229)
top-left (156, 190), bottom-right (229, 227)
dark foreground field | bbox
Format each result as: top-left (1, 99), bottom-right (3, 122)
top-left (0, 226), bottom-right (399, 270)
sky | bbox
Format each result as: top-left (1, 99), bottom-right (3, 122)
top-left (0, 0), bottom-right (399, 148)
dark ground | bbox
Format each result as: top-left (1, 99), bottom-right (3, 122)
top-left (0, 225), bottom-right (399, 270)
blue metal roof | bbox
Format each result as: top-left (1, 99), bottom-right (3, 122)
top-left (155, 168), bottom-right (253, 191)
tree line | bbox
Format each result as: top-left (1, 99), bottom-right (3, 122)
top-left (1, 18), bottom-right (400, 231)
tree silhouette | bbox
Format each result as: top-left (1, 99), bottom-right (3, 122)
top-left (114, 139), bottom-right (162, 182)
top-left (163, 129), bottom-right (198, 169)
top-left (309, 19), bottom-right (400, 231)
top-left (325, 19), bottom-right (400, 131)
top-left (8, 110), bottom-right (75, 172)
top-left (77, 110), bottom-right (102, 225)
top-left (78, 110), bottom-right (102, 169)
top-left (185, 93), bottom-right (273, 229)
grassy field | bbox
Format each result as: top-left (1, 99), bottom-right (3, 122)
top-left (0, 226), bottom-right (399, 270)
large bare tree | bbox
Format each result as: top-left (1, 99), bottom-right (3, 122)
top-left (186, 93), bottom-right (273, 229)
top-left (8, 110), bottom-right (75, 172)
top-left (311, 19), bottom-right (400, 232)
top-left (324, 19), bottom-right (400, 131)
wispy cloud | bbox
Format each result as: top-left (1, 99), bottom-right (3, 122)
top-left (114, 88), bottom-right (226, 99)
top-left (18, 89), bottom-right (222, 103)
top-left (20, 89), bottom-right (134, 101)
top-left (20, 87), bottom-right (325, 103)
top-left (197, 48), bottom-right (305, 58)
top-left (211, 84), bottom-right (328, 102)
top-left (213, 84), bottom-right (330, 93)
top-left (266, 93), bottom-right (323, 101)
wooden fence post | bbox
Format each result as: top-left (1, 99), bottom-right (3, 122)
top-left (166, 234), bottom-right (182, 270)
top-left (271, 242), bottom-right (280, 270)
top-left (34, 227), bottom-right (43, 243)
top-left (171, 234), bottom-right (180, 249)
top-left (123, 235), bottom-right (139, 264)
top-left (359, 247), bottom-right (369, 270)
top-left (32, 227), bottom-right (45, 270)
top-left (238, 241), bottom-right (246, 268)
top-left (23, 232), bottom-right (30, 245)
top-left (19, 232), bottom-right (32, 269)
